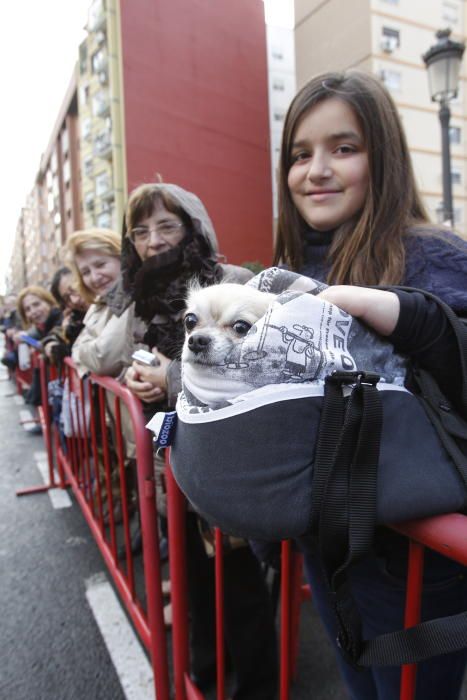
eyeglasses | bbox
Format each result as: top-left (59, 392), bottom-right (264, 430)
top-left (129, 221), bottom-right (184, 243)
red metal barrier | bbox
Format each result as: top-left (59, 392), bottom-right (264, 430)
top-left (11, 357), bottom-right (467, 700)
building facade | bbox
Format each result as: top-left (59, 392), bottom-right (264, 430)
top-left (9, 0), bottom-right (274, 291)
top-left (293, 0), bottom-right (467, 233)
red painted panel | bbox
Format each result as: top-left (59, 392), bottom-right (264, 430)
top-left (120, 0), bottom-right (273, 266)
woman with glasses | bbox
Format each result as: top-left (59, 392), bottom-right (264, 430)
top-left (119, 182), bottom-right (278, 700)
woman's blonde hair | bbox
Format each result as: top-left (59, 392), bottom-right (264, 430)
top-left (17, 285), bottom-right (57, 328)
top-left (65, 228), bottom-right (121, 303)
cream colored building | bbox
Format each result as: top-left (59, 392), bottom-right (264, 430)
top-left (78, 0), bottom-right (126, 232)
top-left (294, 0), bottom-right (467, 233)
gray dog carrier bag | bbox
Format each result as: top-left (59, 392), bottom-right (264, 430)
top-left (155, 267), bottom-right (467, 668)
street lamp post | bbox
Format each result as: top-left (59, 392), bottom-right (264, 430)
top-left (422, 29), bottom-right (465, 225)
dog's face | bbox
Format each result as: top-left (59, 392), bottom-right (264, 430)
top-left (182, 283), bottom-right (275, 366)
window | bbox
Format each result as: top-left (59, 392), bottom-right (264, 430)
top-left (63, 160), bottom-right (71, 183)
top-left (271, 46), bottom-right (283, 61)
top-left (273, 108), bottom-right (286, 123)
top-left (92, 48), bottom-right (107, 74)
top-left (449, 126), bottom-right (461, 144)
top-left (272, 77), bottom-right (285, 92)
top-left (81, 118), bottom-right (92, 141)
top-left (84, 156), bottom-right (93, 177)
top-left (61, 129), bottom-right (69, 154)
top-left (381, 27), bottom-right (400, 53)
top-left (80, 84), bottom-right (90, 106)
top-left (96, 211), bottom-right (111, 228)
top-left (92, 90), bottom-right (110, 118)
top-left (79, 41), bottom-right (88, 75)
top-left (95, 171), bottom-right (111, 196)
top-left (442, 1), bottom-right (460, 25)
top-left (451, 168), bottom-right (462, 185)
top-left (379, 69), bottom-right (401, 92)
top-left (454, 206), bottom-right (463, 224)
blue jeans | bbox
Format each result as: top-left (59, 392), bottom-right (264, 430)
top-left (301, 534), bottom-right (467, 699)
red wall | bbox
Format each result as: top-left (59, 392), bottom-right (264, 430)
top-left (120, 0), bottom-right (273, 266)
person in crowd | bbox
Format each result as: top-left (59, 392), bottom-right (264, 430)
top-left (42, 266), bottom-right (89, 364)
top-left (118, 182), bottom-right (277, 699)
top-left (15, 286), bottom-right (62, 419)
top-left (65, 229), bottom-right (133, 377)
top-left (16, 286), bottom-right (62, 341)
top-left (273, 69), bottom-right (467, 700)
top-left (1, 294), bottom-right (20, 371)
top-left (65, 228), bottom-right (136, 526)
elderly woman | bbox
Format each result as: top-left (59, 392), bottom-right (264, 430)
top-left (65, 228), bottom-right (136, 526)
top-left (119, 182), bottom-right (277, 700)
top-left (65, 228), bottom-right (134, 378)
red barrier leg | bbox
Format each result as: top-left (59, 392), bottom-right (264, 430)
top-left (280, 541), bottom-right (292, 700)
top-left (167, 462), bottom-right (190, 700)
top-left (400, 541), bottom-right (425, 700)
top-left (215, 528), bottom-right (226, 700)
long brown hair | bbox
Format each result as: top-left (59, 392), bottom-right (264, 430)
top-left (274, 70), bottom-right (430, 285)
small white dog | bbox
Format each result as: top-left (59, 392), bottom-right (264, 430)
top-left (182, 282), bottom-right (275, 367)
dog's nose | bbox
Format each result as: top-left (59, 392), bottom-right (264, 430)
top-left (188, 334), bottom-right (211, 354)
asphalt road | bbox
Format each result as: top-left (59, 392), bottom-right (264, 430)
top-left (0, 366), bottom-right (132, 700)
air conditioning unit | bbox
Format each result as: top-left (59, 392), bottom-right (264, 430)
top-left (380, 36), bottom-right (397, 53)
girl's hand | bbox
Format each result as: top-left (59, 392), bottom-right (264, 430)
top-left (317, 286), bottom-right (400, 336)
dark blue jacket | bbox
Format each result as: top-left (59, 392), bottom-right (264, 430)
top-left (300, 228), bottom-right (467, 316)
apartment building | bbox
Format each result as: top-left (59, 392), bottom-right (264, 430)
top-left (78, 0), bottom-right (125, 231)
top-left (293, 0), bottom-right (467, 233)
top-left (77, 0), bottom-right (272, 263)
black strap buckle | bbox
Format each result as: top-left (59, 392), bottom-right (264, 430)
top-left (328, 370), bottom-right (380, 387)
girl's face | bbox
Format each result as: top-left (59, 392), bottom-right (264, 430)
top-left (287, 97), bottom-right (369, 232)
top-left (74, 249), bottom-right (121, 297)
top-left (22, 294), bottom-right (51, 326)
top-left (129, 203), bottom-right (185, 262)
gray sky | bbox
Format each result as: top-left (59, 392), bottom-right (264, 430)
top-left (0, 0), bottom-right (89, 293)
top-left (0, 0), bottom-right (293, 295)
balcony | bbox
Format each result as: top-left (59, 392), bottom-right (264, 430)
top-left (92, 91), bottom-right (110, 118)
top-left (93, 132), bottom-right (112, 160)
top-left (88, 0), bottom-right (106, 33)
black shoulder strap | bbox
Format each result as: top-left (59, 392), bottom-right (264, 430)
top-left (314, 369), bottom-right (467, 668)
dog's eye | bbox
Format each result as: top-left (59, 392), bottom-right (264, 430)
top-left (232, 320), bottom-right (252, 336)
top-left (184, 313), bottom-right (198, 332)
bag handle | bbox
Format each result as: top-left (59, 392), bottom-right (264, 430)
top-left (314, 372), bottom-right (467, 667)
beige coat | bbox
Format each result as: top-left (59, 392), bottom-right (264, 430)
top-left (72, 301), bottom-right (135, 378)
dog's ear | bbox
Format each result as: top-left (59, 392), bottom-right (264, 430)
top-left (186, 278), bottom-right (202, 304)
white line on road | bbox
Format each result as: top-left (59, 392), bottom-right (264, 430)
top-left (35, 458), bottom-right (72, 509)
top-left (85, 574), bottom-right (154, 700)
top-left (19, 408), bottom-right (35, 427)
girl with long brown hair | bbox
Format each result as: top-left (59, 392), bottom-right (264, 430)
top-left (275, 70), bottom-right (467, 699)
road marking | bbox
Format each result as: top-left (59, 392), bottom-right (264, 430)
top-left (19, 408), bottom-right (36, 428)
top-left (85, 574), bottom-right (154, 700)
top-left (35, 457), bottom-right (72, 509)
top-left (13, 395), bottom-right (24, 405)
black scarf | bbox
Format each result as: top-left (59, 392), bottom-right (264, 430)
top-left (125, 232), bottom-right (223, 359)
